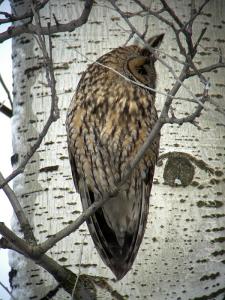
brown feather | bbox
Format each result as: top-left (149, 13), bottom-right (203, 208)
top-left (66, 34), bottom-right (164, 279)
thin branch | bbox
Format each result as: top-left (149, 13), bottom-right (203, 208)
top-left (0, 73), bottom-right (12, 108)
top-left (0, 281), bottom-right (16, 300)
top-left (31, 2), bottom-right (59, 119)
top-left (134, 0), bottom-right (196, 57)
top-left (133, 0), bottom-right (180, 44)
top-left (0, 112), bottom-right (58, 187)
top-left (183, 28), bottom-right (208, 85)
top-left (0, 102), bottom-right (12, 117)
top-left (193, 27), bottom-right (207, 54)
top-left (159, 0), bottom-right (183, 28)
top-left (0, 0), bottom-right (93, 43)
top-left (0, 0), bottom-right (49, 24)
top-left (0, 222), bottom-right (32, 256)
top-left (71, 235), bottom-right (86, 300)
top-left (0, 172), bottom-right (35, 242)
top-left (141, 13), bottom-right (149, 39)
top-left (93, 277), bottom-right (125, 300)
top-left (0, 6), bottom-right (59, 188)
top-left (133, 0), bottom-right (177, 31)
top-left (190, 0), bottom-right (197, 19)
top-left (187, 62), bottom-right (225, 78)
top-left (182, 0), bottom-right (211, 32)
top-left (165, 82), bottom-right (210, 125)
top-left (95, 60), bottom-right (201, 103)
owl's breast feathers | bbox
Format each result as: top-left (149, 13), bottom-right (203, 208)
top-left (66, 42), bottom-right (161, 279)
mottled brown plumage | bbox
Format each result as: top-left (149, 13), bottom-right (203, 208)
top-left (66, 34), bottom-right (164, 280)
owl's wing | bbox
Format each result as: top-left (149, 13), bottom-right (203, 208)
top-left (69, 144), bottom-right (154, 279)
top-left (68, 147), bottom-right (80, 192)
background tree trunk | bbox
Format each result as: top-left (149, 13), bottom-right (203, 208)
top-left (9, 0), bottom-right (225, 299)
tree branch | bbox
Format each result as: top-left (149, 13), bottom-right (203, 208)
top-left (0, 222), bottom-right (123, 299)
top-left (159, 0), bottom-right (184, 28)
top-left (165, 81), bottom-right (210, 125)
top-left (181, 0), bottom-right (211, 32)
top-left (0, 102), bottom-right (12, 117)
top-left (0, 281), bottom-right (16, 300)
top-left (0, 222), bottom-right (32, 255)
top-left (0, 73), bottom-right (12, 108)
top-left (0, 172), bottom-right (35, 241)
top-left (187, 62), bottom-right (225, 78)
top-left (0, 0), bottom-right (93, 43)
top-left (0, 7), bottom-right (59, 188)
top-left (0, 0), bottom-right (49, 24)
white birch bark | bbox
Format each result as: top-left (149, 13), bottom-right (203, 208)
top-left (9, 0), bottom-right (225, 299)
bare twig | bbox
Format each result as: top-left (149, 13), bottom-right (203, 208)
top-left (0, 0), bottom-right (49, 24)
top-left (0, 73), bottom-right (12, 108)
top-left (159, 0), bottom-right (183, 28)
top-left (182, 0), bottom-right (211, 32)
top-left (0, 0), bottom-right (93, 43)
top-left (133, 0), bottom-right (177, 32)
top-left (0, 102), bottom-right (12, 117)
top-left (0, 6), bottom-right (59, 188)
top-left (0, 172), bottom-right (35, 242)
top-left (187, 62), bottom-right (225, 78)
top-left (165, 81), bottom-right (210, 125)
top-left (71, 235), bottom-right (86, 300)
top-left (0, 281), bottom-right (16, 300)
top-left (0, 113), bottom-right (57, 188)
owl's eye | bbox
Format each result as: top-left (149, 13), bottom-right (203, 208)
top-left (127, 56), bottom-right (150, 81)
top-left (137, 65), bottom-right (148, 76)
top-left (157, 151), bottom-right (224, 188)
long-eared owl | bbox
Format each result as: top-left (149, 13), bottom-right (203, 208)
top-left (66, 34), bottom-right (164, 279)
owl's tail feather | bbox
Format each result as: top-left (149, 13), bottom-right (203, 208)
top-left (84, 184), bottom-right (150, 280)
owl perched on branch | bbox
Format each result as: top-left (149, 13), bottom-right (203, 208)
top-left (66, 34), bottom-right (164, 280)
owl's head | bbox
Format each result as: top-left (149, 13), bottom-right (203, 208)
top-left (126, 34), bottom-right (164, 89)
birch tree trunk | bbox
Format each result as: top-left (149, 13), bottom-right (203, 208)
top-left (9, 0), bottom-right (225, 299)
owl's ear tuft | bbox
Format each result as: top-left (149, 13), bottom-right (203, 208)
top-left (141, 33), bottom-right (164, 58)
top-left (148, 33), bottom-right (164, 49)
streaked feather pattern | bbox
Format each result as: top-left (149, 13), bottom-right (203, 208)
top-left (66, 34), bottom-right (164, 279)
